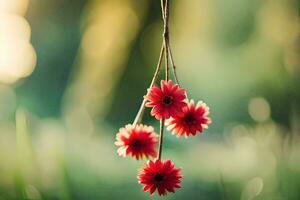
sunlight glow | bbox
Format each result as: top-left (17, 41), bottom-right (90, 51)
top-left (0, 0), bottom-right (36, 84)
top-left (248, 97), bottom-right (271, 122)
top-left (0, 38), bottom-right (36, 83)
top-left (64, 0), bottom-right (145, 118)
top-left (0, 0), bottom-right (29, 16)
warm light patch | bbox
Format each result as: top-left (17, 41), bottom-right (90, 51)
top-left (0, 14), bottom-right (31, 41)
top-left (248, 97), bottom-right (271, 122)
top-left (0, 0), bottom-right (29, 16)
top-left (0, 0), bottom-right (36, 84)
top-left (0, 39), bottom-right (36, 83)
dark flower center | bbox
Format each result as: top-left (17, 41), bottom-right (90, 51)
top-left (131, 139), bottom-right (141, 150)
top-left (184, 113), bottom-right (196, 125)
top-left (154, 173), bottom-right (164, 182)
top-left (162, 96), bottom-right (173, 106)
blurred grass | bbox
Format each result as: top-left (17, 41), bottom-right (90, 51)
top-left (15, 109), bottom-right (30, 200)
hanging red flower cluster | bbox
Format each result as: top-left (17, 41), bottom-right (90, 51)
top-left (114, 0), bottom-right (211, 196)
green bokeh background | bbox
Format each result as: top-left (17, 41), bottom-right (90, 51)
top-left (0, 0), bottom-right (300, 199)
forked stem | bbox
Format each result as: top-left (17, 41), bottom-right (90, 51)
top-left (133, 44), bottom-right (165, 126)
top-left (133, 0), bottom-right (176, 161)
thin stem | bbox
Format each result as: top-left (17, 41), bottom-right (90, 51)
top-left (168, 45), bottom-right (180, 85)
top-left (156, 0), bottom-right (169, 160)
top-left (157, 119), bottom-right (165, 160)
top-left (163, 0), bottom-right (170, 81)
top-left (164, 44), bottom-right (169, 81)
top-left (133, 44), bottom-right (165, 125)
top-left (160, 0), bottom-right (166, 20)
top-left (164, 0), bottom-right (169, 21)
top-left (161, 0), bottom-right (180, 85)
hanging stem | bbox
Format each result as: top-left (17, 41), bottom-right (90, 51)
top-left (157, 0), bottom-right (169, 160)
top-left (168, 45), bottom-right (179, 84)
top-left (160, 0), bottom-right (166, 21)
top-left (161, 0), bottom-right (180, 85)
top-left (133, 44), bottom-right (165, 126)
top-left (163, 0), bottom-right (169, 81)
top-left (157, 119), bottom-right (165, 160)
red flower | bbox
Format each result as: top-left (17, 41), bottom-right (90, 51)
top-left (115, 124), bottom-right (158, 160)
top-left (138, 159), bottom-right (182, 196)
top-left (144, 80), bottom-right (187, 120)
top-left (167, 100), bottom-right (211, 137)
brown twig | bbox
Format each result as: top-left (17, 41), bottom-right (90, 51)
top-left (133, 44), bottom-right (165, 126)
top-left (168, 45), bottom-right (180, 84)
top-left (157, 0), bottom-right (170, 160)
top-left (163, 0), bottom-right (170, 81)
top-left (160, 0), bottom-right (166, 21)
top-left (157, 119), bottom-right (165, 160)
top-left (161, 0), bottom-right (180, 85)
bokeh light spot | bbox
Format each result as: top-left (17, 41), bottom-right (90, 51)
top-left (248, 97), bottom-right (271, 122)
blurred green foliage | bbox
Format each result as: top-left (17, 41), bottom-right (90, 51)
top-left (0, 0), bottom-right (299, 199)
